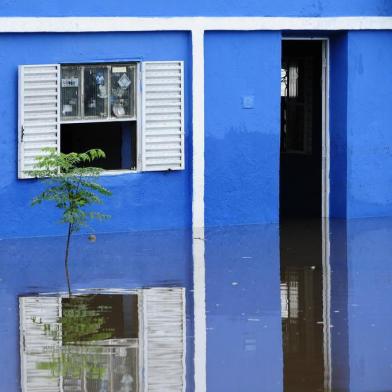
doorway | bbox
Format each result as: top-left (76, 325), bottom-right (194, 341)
top-left (280, 39), bottom-right (328, 219)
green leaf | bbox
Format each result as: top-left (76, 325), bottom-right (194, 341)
top-left (30, 148), bottom-right (112, 231)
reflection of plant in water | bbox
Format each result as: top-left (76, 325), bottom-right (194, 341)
top-left (33, 297), bottom-right (114, 381)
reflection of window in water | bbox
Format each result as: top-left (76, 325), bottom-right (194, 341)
top-left (281, 267), bottom-right (319, 355)
top-left (20, 288), bottom-right (185, 392)
top-left (280, 271), bottom-right (299, 319)
top-left (61, 295), bottom-right (139, 392)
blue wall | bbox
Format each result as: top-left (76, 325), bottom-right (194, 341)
top-left (0, 32), bottom-right (192, 238)
top-left (0, 0), bottom-right (390, 16)
top-left (205, 31), bottom-right (281, 226)
top-left (346, 31), bottom-right (392, 218)
top-left (2, 30), bottom-right (392, 237)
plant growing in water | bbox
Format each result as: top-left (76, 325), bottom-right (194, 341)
top-left (29, 148), bottom-right (112, 296)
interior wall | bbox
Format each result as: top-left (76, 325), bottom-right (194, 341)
top-left (205, 31), bottom-right (281, 227)
top-left (0, 32), bottom-right (192, 238)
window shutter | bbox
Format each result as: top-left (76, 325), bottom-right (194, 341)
top-left (18, 64), bottom-right (60, 179)
top-left (141, 61), bottom-right (185, 171)
top-left (141, 287), bottom-right (186, 392)
top-left (19, 296), bottom-right (62, 392)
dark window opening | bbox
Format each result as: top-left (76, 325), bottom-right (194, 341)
top-left (61, 294), bottom-right (139, 343)
top-left (61, 121), bottom-right (137, 171)
top-left (280, 40), bottom-right (323, 218)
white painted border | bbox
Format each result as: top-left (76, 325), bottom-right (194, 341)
top-left (192, 29), bottom-right (205, 230)
top-left (0, 16), bottom-right (391, 32)
top-left (322, 218), bottom-right (332, 391)
top-left (322, 39), bottom-right (330, 219)
top-left (321, 38), bottom-right (331, 218)
top-left (192, 229), bottom-right (206, 392)
top-left (192, 29), bottom-right (206, 392)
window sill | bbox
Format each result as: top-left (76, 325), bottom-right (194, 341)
top-left (100, 169), bottom-right (138, 176)
top-left (61, 117), bottom-right (137, 124)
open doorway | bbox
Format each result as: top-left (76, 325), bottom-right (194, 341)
top-left (280, 40), bottom-right (327, 219)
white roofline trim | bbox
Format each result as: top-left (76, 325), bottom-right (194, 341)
top-left (0, 16), bottom-right (391, 33)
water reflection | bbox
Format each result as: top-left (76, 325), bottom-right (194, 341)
top-left (0, 229), bottom-right (193, 391)
top-left (280, 220), bottom-right (326, 392)
top-left (2, 220), bottom-right (392, 391)
top-left (205, 218), bottom-right (392, 391)
top-left (20, 289), bottom-right (185, 391)
top-left (205, 224), bottom-right (283, 392)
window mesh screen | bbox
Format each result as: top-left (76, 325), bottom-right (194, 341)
top-left (60, 63), bottom-right (136, 122)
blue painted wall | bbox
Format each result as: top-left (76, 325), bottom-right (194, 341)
top-left (0, 32), bottom-right (192, 238)
top-left (1, 30), bottom-right (392, 237)
top-left (346, 31), bottom-right (392, 218)
top-left (205, 31), bottom-right (281, 226)
top-left (0, 229), bottom-right (194, 391)
top-left (0, 0), bottom-right (390, 16)
top-left (206, 224), bottom-right (282, 392)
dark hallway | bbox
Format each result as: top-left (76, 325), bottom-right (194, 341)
top-left (280, 40), bottom-right (323, 218)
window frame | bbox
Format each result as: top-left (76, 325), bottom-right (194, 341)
top-left (18, 60), bottom-right (184, 179)
top-left (59, 61), bottom-right (142, 174)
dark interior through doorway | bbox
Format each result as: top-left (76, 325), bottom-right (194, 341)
top-left (280, 40), bottom-right (323, 218)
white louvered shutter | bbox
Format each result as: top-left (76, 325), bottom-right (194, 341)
top-left (18, 64), bottom-right (60, 179)
top-left (19, 296), bottom-right (62, 392)
top-left (142, 287), bottom-right (186, 392)
top-left (141, 61), bottom-right (185, 171)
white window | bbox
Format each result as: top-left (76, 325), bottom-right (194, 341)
top-left (18, 61), bottom-right (185, 178)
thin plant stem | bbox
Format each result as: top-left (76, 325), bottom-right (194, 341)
top-left (65, 222), bottom-right (73, 297)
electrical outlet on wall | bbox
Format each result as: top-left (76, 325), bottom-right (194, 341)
top-left (242, 95), bottom-right (255, 109)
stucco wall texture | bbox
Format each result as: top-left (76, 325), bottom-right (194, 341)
top-left (346, 31), bottom-right (392, 218)
top-left (0, 0), bottom-right (391, 16)
top-left (0, 32), bottom-right (192, 238)
top-left (205, 31), bottom-right (281, 227)
top-left (0, 28), bottom-right (392, 237)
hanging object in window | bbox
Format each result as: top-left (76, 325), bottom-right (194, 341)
top-left (111, 66), bottom-right (135, 118)
top-left (60, 63), bottom-right (136, 122)
top-left (61, 66), bottom-right (81, 120)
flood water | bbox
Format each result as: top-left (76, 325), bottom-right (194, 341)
top-left (1, 218), bottom-right (392, 391)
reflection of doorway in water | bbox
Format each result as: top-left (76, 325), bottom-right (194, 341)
top-left (280, 220), bottom-right (331, 392)
top-left (280, 40), bottom-right (325, 219)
